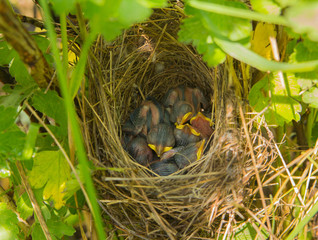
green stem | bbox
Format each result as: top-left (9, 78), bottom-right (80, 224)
top-left (69, 31), bottom-right (96, 99)
top-left (189, 0), bottom-right (289, 26)
top-left (60, 13), bottom-right (68, 72)
top-left (306, 108), bottom-right (317, 147)
top-left (214, 37), bottom-right (318, 73)
top-left (285, 200), bottom-right (318, 240)
top-left (38, 2), bottom-right (106, 240)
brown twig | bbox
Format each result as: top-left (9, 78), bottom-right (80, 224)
top-left (239, 104), bottom-right (273, 235)
top-left (0, 0), bottom-right (53, 88)
top-left (16, 161), bottom-right (52, 240)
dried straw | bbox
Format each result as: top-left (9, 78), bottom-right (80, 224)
top-left (81, 7), bottom-right (276, 239)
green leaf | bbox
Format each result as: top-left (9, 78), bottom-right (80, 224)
top-left (0, 35), bottom-right (51, 85)
top-left (188, 0), bottom-right (287, 26)
top-left (286, 2), bottom-right (318, 42)
top-left (32, 189), bottom-right (52, 221)
top-left (32, 90), bottom-right (68, 141)
top-left (0, 130), bottom-right (26, 159)
top-left (186, 0), bottom-right (252, 41)
top-left (233, 222), bottom-right (269, 240)
top-left (0, 84), bottom-right (37, 108)
top-left (197, 40), bottom-right (226, 66)
top-left (32, 223), bottom-right (54, 240)
top-left (16, 192), bottom-right (34, 220)
top-left (179, 0), bottom-right (251, 66)
top-left (250, 0), bottom-right (281, 15)
top-left (0, 203), bottom-right (19, 240)
top-left (49, 0), bottom-right (76, 15)
top-left (28, 151), bottom-right (71, 209)
top-left (249, 72), bottom-right (302, 126)
top-left (0, 106), bottom-right (17, 132)
top-left (9, 54), bottom-right (34, 85)
top-left (33, 36), bottom-right (54, 66)
top-left (302, 87), bottom-right (318, 108)
top-left (0, 40), bottom-right (15, 65)
top-left (83, 0), bottom-right (166, 41)
top-left (31, 216), bottom-right (75, 240)
top-left (46, 217), bottom-right (76, 238)
top-left (289, 40), bottom-right (318, 81)
top-left (289, 40), bottom-right (318, 107)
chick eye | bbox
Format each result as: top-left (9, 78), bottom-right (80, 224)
top-left (163, 146), bottom-right (173, 153)
top-left (148, 144), bottom-right (156, 151)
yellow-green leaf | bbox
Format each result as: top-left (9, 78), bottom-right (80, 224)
top-left (249, 72), bottom-right (301, 126)
top-left (251, 22), bottom-right (276, 60)
top-left (28, 151), bottom-right (71, 209)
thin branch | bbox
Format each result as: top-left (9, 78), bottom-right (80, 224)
top-left (0, 0), bottom-right (53, 88)
top-left (16, 161), bottom-right (52, 240)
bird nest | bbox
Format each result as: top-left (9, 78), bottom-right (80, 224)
top-left (82, 6), bottom-right (276, 239)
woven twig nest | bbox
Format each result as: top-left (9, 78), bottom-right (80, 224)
top-left (82, 7), bottom-right (276, 239)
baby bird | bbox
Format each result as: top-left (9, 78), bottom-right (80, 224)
top-left (160, 139), bottom-right (205, 169)
top-left (163, 85), bottom-right (208, 113)
top-left (149, 158), bottom-right (179, 176)
top-left (169, 101), bottom-right (194, 125)
top-left (147, 123), bottom-right (175, 157)
top-left (190, 112), bottom-right (214, 140)
top-left (174, 140), bottom-right (206, 169)
top-left (126, 136), bottom-right (154, 166)
top-left (174, 123), bottom-right (201, 146)
top-left (124, 97), bottom-right (169, 136)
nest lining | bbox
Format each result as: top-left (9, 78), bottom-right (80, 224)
top-left (81, 7), bottom-right (275, 239)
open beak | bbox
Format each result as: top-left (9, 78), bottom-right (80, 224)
top-left (148, 144), bottom-right (172, 157)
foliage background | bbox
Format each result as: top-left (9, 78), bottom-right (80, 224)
top-left (0, 0), bottom-right (318, 239)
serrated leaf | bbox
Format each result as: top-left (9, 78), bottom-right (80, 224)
top-left (302, 87), bottom-right (318, 108)
top-left (178, 0), bottom-right (251, 66)
top-left (32, 90), bottom-right (67, 141)
top-left (32, 216), bottom-right (75, 240)
top-left (289, 40), bottom-right (318, 106)
top-left (189, 0), bottom-right (252, 41)
top-left (16, 192), bottom-right (34, 220)
top-left (46, 217), bottom-right (75, 238)
top-left (289, 40), bottom-right (318, 82)
top-left (28, 151), bottom-right (71, 209)
top-left (251, 23), bottom-right (276, 60)
top-left (83, 0), bottom-right (166, 41)
top-left (249, 72), bottom-right (301, 126)
top-left (0, 203), bottom-right (19, 240)
top-left (250, 0), bottom-right (281, 15)
top-left (286, 2), bottom-right (318, 42)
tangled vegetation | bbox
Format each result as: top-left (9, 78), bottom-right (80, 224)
top-left (0, 0), bottom-right (318, 239)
